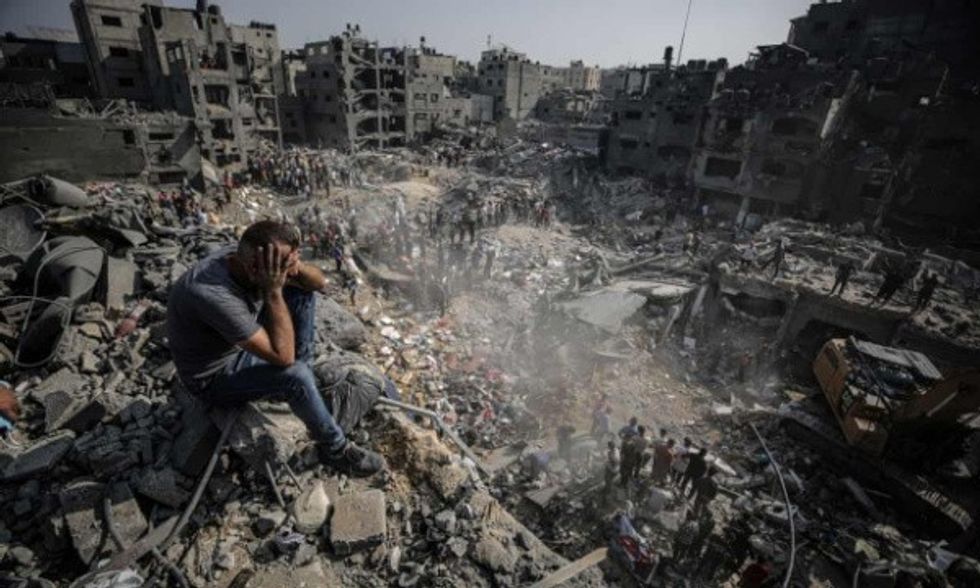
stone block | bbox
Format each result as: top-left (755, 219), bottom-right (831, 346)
top-left (2, 431), bottom-right (75, 481)
top-left (170, 398), bottom-right (219, 477)
top-left (226, 403), bottom-right (307, 471)
top-left (104, 256), bottom-right (138, 313)
top-left (330, 489), bottom-right (386, 555)
top-left (319, 297), bottom-right (368, 350)
top-left (59, 480), bottom-right (105, 565)
top-left (471, 534), bottom-right (517, 573)
top-left (135, 467), bottom-right (190, 508)
top-left (60, 480), bottom-right (148, 565)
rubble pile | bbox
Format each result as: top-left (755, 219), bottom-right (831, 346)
top-left (0, 170), bottom-right (610, 588)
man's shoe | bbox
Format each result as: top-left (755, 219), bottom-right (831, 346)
top-left (323, 442), bottom-right (385, 476)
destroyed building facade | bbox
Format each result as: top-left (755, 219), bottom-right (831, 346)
top-left (136, 3), bottom-right (283, 164)
top-left (603, 47), bottom-right (725, 179)
top-left (70, 0), bottom-right (160, 102)
top-left (297, 26), bottom-right (409, 150)
top-left (296, 26), bottom-right (492, 150)
top-left (0, 29), bottom-right (93, 100)
top-left (476, 46), bottom-right (564, 120)
top-left (691, 43), bottom-right (858, 222)
top-left (72, 0), bottom-right (282, 166)
top-left (560, 60), bottom-right (601, 92)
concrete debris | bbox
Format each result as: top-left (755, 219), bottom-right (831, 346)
top-left (329, 489), bottom-right (387, 555)
top-left (291, 479), bottom-right (330, 535)
top-left (1, 53), bottom-right (978, 587)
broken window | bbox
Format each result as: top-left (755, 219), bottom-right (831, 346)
top-left (108, 46), bottom-right (129, 58)
top-left (122, 129), bottom-right (135, 144)
top-left (204, 84), bottom-right (230, 106)
top-left (724, 116), bottom-right (744, 133)
top-left (760, 158), bottom-right (804, 178)
top-left (672, 112), bottom-right (694, 125)
top-left (772, 117), bottom-right (817, 136)
top-left (704, 157), bottom-right (741, 178)
top-left (148, 132), bottom-right (174, 141)
top-left (624, 111), bottom-right (642, 120)
top-left (100, 15), bottom-right (123, 27)
top-left (117, 77), bottom-right (135, 88)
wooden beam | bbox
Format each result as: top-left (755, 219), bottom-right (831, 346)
top-left (527, 547), bottom-right (608, 588)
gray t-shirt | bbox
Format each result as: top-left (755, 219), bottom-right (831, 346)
top-left (167, 246), bottom-right (262, 388)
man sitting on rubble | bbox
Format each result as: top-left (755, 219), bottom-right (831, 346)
top-left (167, 220), bottom-right (385, 476)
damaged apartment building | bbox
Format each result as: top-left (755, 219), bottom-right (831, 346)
top-left (297, 25), bottom-right (491, 150)
top-left (0, 24), bottom-right (199, 185)
top-left (603, 47), bottom-right (727, 181)
top-left (690, 43), bottom-right (858, 223)
top-left (602, 0), bottom-right (980, 233)
top-left (70, 0), bottom-right (282, 168)
top-left (476, 46), bottom-right (564, 121)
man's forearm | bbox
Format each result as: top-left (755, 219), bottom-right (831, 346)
top-left (289, 261), bottom-right (329, 292)
top-left (264, 289), bottom-right (295, 364)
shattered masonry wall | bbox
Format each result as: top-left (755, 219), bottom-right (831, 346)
top-left (71, 0), bottom-right (160, 103)
top-left (0, 108), bottom-right (143, 182)
top-left (604, 67), bottom-right (720, 178)
top-left (0, 107), bottom-right (198, 184)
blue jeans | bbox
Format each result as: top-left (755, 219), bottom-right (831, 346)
top-left (202, 287), bottom-right (347, 453)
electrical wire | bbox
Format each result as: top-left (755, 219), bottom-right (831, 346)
top-left (103, 496), bottom-right (189, 588)
top-left (0, 243), bottom-right (105, 368)
top-left (749, 422), bottom-right (796, 588)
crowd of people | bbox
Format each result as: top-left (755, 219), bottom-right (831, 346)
top-left (584, 405), bottom-right (776, 586)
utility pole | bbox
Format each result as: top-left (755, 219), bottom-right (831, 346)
top-left (677, 0), bottom-right (694, 64)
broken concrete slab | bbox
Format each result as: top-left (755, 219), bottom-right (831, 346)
top-left (330, 489), bottom-right (386, 555)
top-left (224, 402), bottom-right (307, 471)
top-left (244, 560), bottom-right (339, 587)
top-left (318, 297), bottom-right (369, 350)
top-left (30, 368), bottom-right (86, 405)
top-left (471, 534), bottom-right (517, 573)
top-left (60, 480), bottom-right (148, 565)
top-left (103, 256), bottom-right (138, 313)
top-left (59, 480), bottom-right (106, 565)
top-left (170, 396), bottom-right (219, 477)
top-left (135, 467), bottom-right (190, 508)
top-left (105, 482), bottom-right (148, 550)
top-left (292, 479), bottom-right (330, 535)
top-left (2, 430), bottom-right (75, 481)
top-left (555, 288), bottom-right (647, 333)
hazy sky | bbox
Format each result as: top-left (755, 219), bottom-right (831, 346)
top-left (2, 0), bottom-right (815, 67)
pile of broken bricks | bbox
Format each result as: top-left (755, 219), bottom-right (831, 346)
top-left (0, 173), bottom-right (606, 588)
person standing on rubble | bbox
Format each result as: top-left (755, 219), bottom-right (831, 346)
top-left (166, 220), bottom-right (385, 476)
top-left (692, 468), bottom-right (719, 515)
top-left (629, 425), bottom-right (651, 480)
top-left (603, 440), bottom-right (620, 492)
top-left (829, 259), bottom-right (855, 297)
top-left (651, 437), bottom-right (674, 484)
top-left (913, 270), bottom-right (940, 313)
top-left (670, 437), bottom-right (691, 486)
top-left (681, 447), bottom-right (708, 496)
top-left (483, 241), bottom-right (497, 280)
top-left (871, 265), bottom-right (907, 306)
top-left (619, 416), bottom-right (640, 440)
